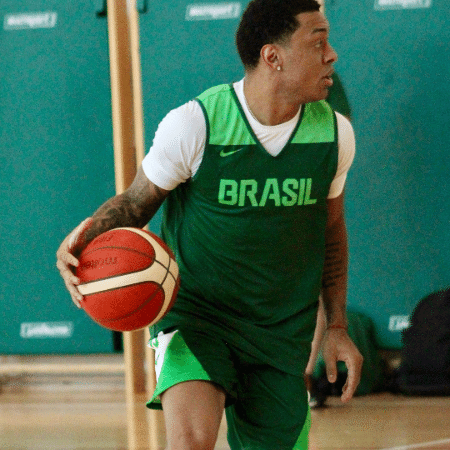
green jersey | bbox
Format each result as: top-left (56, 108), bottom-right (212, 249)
top-left (150, 83), bottom-right (338, 375)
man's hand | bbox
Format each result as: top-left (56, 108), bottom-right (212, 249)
top-left (56, 218), bottom-right (93, 308)
top-left (321, 328), bottom-right (363, 403)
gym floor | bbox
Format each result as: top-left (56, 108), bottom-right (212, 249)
top-left (1, 355), bottom-right (449, 450)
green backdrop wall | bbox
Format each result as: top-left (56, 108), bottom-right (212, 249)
top-left (0, 0), bottom-right (118, 354)
top-left (326, 0), bottom-right (449, 348)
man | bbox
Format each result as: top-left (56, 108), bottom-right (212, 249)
top-left (57, 0), bottom-right (362, 448)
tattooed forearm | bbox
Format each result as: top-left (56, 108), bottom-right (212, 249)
top-left (320, 195), bottom-right (349, 327)
top-left (83, 167), bottom-right (169, 246)
top-left (322, 241), bottom-right (346, 288)
top-left (83, 195), bottom-right (149, 243)
top-left (321, 238), bottom-right (348, 327)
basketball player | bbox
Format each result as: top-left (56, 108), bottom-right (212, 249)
top-left (57, 1), bottom-right (363, 448)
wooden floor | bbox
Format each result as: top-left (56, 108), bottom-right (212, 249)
top-left (1, 355), bottom-right (449, 450)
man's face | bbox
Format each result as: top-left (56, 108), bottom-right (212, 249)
top-left (277, 11), bottom-right (337, 103)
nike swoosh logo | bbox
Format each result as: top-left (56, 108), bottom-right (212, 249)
top-left (219, 147), bottom-right (245, 157)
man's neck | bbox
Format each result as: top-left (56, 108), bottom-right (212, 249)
top-left (243, 73), bottom-right (302, 126)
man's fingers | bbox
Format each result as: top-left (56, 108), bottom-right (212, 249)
top-left (56, 251), bottom-right (79, 269)
top-left (68, 217), bottom-right (93, 251)
top-left (326, 364), bottom-right (338, 384)
top-left (341, 356), bottom-right (363, 403)
top-left (56, 217), bottom-right (93, 270)
top-left (56, 257), bottom-right (83, 308)
top-left (65, 281), bottom-right (83, 308)
top-left (56, 218), bottom-right (92, 308)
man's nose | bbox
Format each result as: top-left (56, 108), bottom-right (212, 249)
top-left (325, 43), bottom-right (338, 64)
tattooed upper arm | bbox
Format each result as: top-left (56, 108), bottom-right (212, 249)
top-left (326, 192), bottom-right (345, 228)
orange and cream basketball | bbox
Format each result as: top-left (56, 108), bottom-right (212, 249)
top-left (76, 228), bottom-right (180, 332)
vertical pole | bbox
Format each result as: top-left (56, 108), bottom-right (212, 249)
top-left (128, 1), bottom-right (166, 447)
top-left (127, 0), bottom-right (146, 166)
top-left (107, 0), bottom-right (137, 194)
top-left (319, 0), bottom-right (325, 13)
top-left (106, 0), bottom-right (150, 448)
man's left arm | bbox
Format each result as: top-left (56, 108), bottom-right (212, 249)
top-left (321, 192), bottom-right (363, 403)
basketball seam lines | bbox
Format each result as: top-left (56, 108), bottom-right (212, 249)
top-left (79, 259), bottom-right (174, 292)
top-left (81, 245), bottom-right (156, 261)
top-left (100, 284), bottom-right (163, 324)
top-left (82, 267), bottom-right (177, 296)
top-left (99, 270), bottom-right (179, 325)
top-left (80, 259), bottom-right (167, 285)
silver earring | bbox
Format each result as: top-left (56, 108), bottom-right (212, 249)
top-left (277, 66), bottom-right (281, 71)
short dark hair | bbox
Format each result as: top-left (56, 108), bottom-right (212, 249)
top-left (236, 0), bottom-right (321, 69)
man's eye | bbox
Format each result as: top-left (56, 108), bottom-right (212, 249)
top-left (315, 41), bottom-right (323, 48)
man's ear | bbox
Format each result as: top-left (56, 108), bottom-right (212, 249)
top-left (260, 44), bottom-right (282, 71)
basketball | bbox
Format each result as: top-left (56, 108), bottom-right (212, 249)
top-left (75, 228), bottom-right (180, 332)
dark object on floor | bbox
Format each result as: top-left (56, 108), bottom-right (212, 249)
top-left (397, 288), bottom-right (450, 396)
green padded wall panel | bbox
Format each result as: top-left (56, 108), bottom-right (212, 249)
top-left (326, 0), bottom-right (450, 347)
top-left (0, 0), bottom-right (117, 353)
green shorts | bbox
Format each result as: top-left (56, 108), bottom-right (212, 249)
top-left (147, 328), bottom-right (311, 450)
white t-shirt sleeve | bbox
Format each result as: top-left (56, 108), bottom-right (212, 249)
top-left (328, 112), bottom-right (356, 199)
top-left (142, 100), bottom-right (206, 191)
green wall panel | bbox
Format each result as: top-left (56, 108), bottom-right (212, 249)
top-left (0, 0), bottom-right (117, 354)
top-left (326, 0), bottom-right (450, 348)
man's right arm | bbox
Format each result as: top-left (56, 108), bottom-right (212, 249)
top-left (56, 166), bottom-right (170, 307)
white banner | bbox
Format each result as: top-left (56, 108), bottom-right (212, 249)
top-left (375, 0), bottom-right (432, 10)
top-left (4, 11), bottom-right (57, 30)
top-left (186, 3), bottom-right (242, 21)
top-left (20, 322), bottom-right (74, 339)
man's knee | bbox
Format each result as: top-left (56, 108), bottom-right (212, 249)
top-left (167, 425), bottom-right (218, 450)
top-left (161, 381), bottom-right (226, 450)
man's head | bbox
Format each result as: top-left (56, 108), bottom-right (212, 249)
top-left (236, 0), bottom-right (321, 70)
top-left (237, 0), bottom-right (337, 104)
